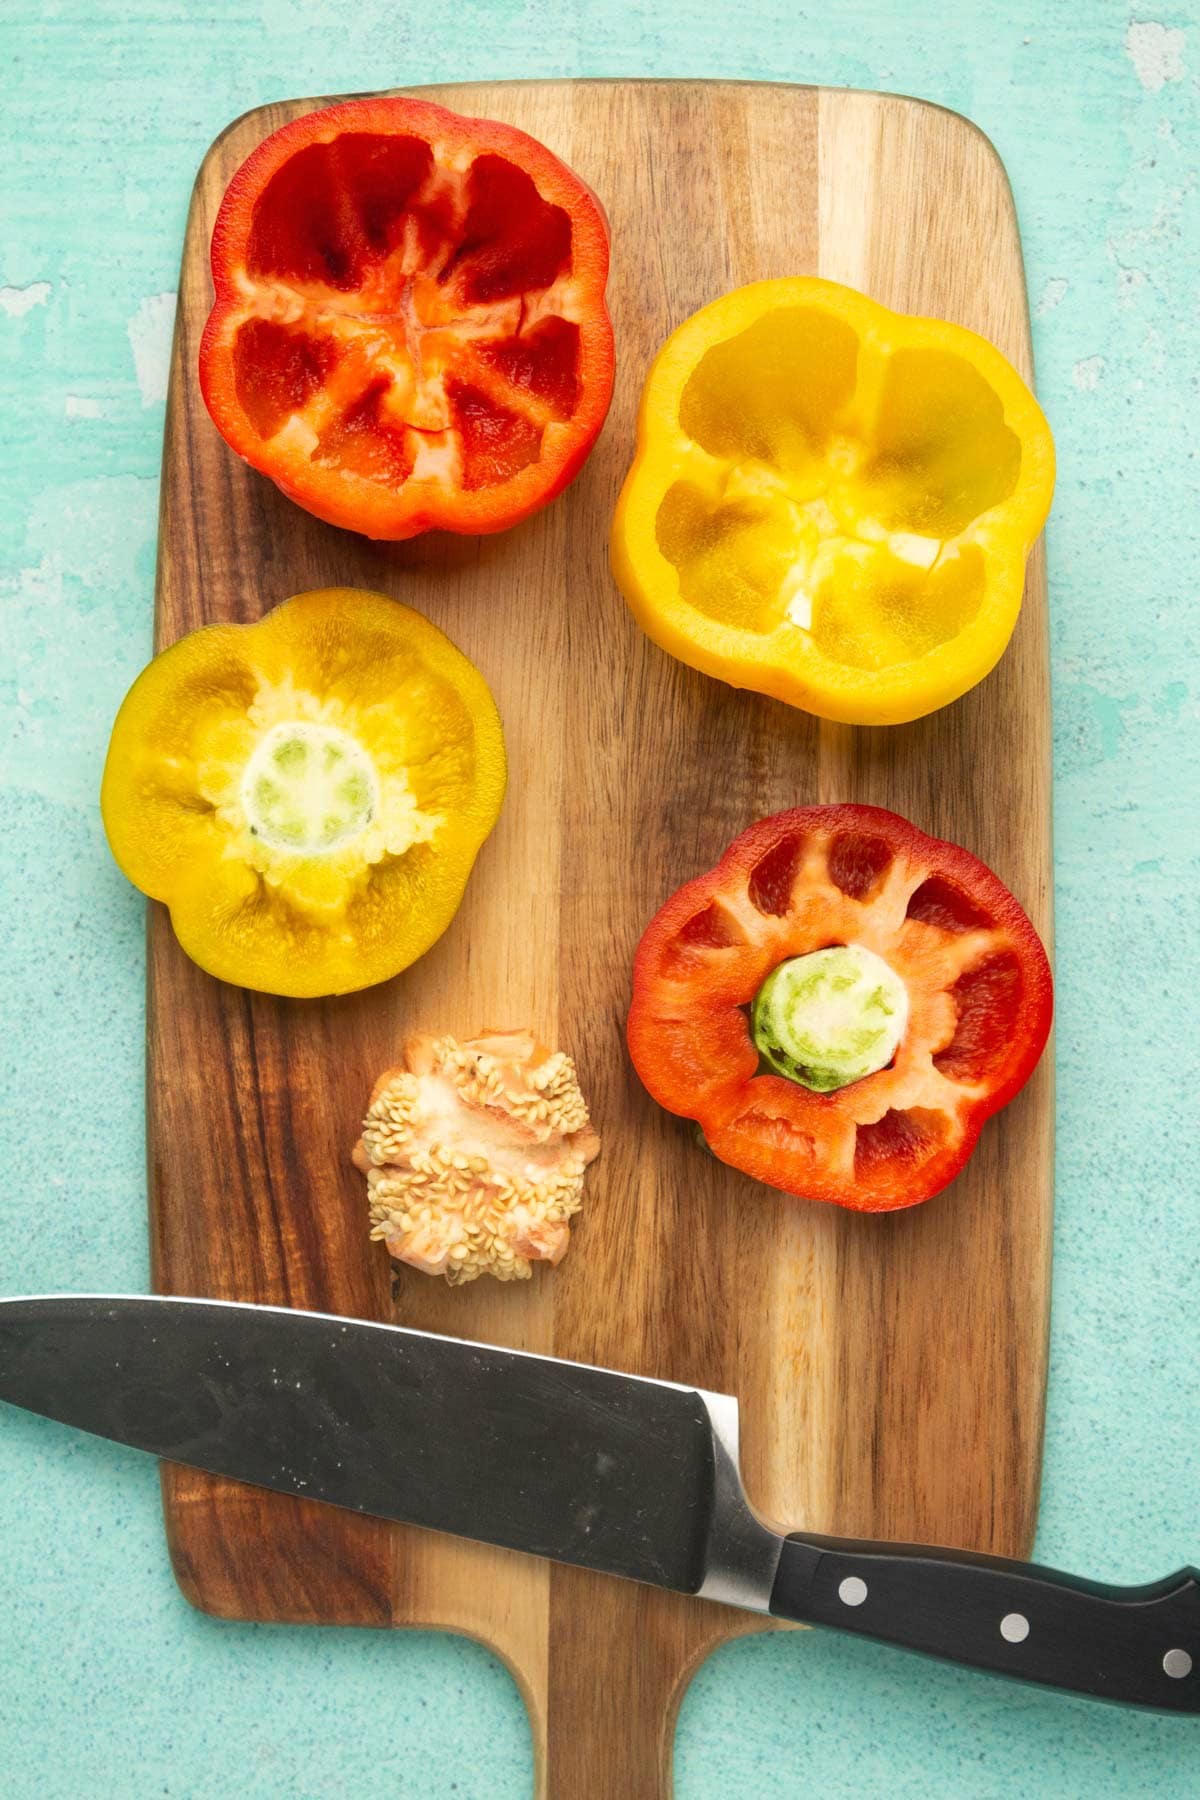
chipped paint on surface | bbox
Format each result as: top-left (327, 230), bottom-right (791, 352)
top-left (1114, 263), bottom-right (1147, 304)
top-left (1034, 276), bottom-right (1068, 316)
top-left (65, 396), bottom-right (103, 420)
top-left (126, 291), bottom-right (177, 405)
top-left (1071, 354), bottom-right (1106, 389)
top-left (1124, 20), bottom-right (1187, 92)
top-left (0, 281), bottom-right (51, 317)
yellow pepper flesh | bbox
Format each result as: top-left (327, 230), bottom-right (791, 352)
top-left (612, 278), bottom-right (1055, 725)
top-left (101, 588), bottom-right (506, 997)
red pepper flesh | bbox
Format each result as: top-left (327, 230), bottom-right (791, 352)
top-left (200, 96), bottom-right (614, 540)
top-left (627, 805), bottom-right (1052, 1212)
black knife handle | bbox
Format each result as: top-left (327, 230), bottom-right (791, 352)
top-left (769, 1532), bottom-right (1200, 1711)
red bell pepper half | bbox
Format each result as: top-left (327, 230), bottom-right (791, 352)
top-left (200, 95), bottom-right (614, 540)
top-left (627, 805), bottom-right (1052, 1212)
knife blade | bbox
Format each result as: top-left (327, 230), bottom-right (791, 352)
top-left (0, 1294), bottom-right (1196, 1713)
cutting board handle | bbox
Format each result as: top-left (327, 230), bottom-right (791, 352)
top-left (533, 1569), bottom-right (740, 1799)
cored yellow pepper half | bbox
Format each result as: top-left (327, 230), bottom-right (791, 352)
top-left (612, 278), bottom-right (1055, 725)
top-left (101, 589), bottom-right (506, 998)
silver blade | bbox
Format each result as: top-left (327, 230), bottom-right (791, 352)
top-left (0, 1295), bottom-right (781, 1609)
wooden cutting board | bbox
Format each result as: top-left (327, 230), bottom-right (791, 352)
top-left (150, 81), bottom-right (1053, 1799)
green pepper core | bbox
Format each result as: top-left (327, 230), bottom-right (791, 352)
top-left (751, 944), bottom-right (909, 1092)
top-left (241, 721), bottom-right (379, 853)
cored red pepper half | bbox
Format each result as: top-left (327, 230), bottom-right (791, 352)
top-left (200, 96), bottom-right (614, 539)
top-left (627, 805), bottom-right (1052, 1212)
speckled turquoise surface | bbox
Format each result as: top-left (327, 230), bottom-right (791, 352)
top-left (2, 2), bottom-right (1198, 1794)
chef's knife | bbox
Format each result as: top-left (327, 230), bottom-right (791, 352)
top-left (0, 1294), bottom-right (1195, 1711)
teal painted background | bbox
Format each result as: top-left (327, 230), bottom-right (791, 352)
top-left (2, 0), bottom-right (1198, 1793)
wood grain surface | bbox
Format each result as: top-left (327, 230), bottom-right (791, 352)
top-left (149, 81), bottom-right (1053, 1799)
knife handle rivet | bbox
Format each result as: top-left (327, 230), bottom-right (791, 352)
top-left (837, 1576), bottom-right (868, 1607)
top-left (1000, 1612), bottom-right (1030, 1644)
top-left (1163, 1648), bottom-right (1193, 1679)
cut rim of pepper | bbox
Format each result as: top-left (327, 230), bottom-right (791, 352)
top-left (101, 588), bottom-right (506, 997)
top-left (627, 804), bottom-right (1053, 1212)
top-left (200, 96), bottom-right (615, 540)
top-left (612, 278), bottom-right (1055, 724)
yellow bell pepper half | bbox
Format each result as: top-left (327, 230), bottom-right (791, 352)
top-left (611, 279), bottom-right (1055, 725)
top-left (101, 589), bottom-right (506, 998)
